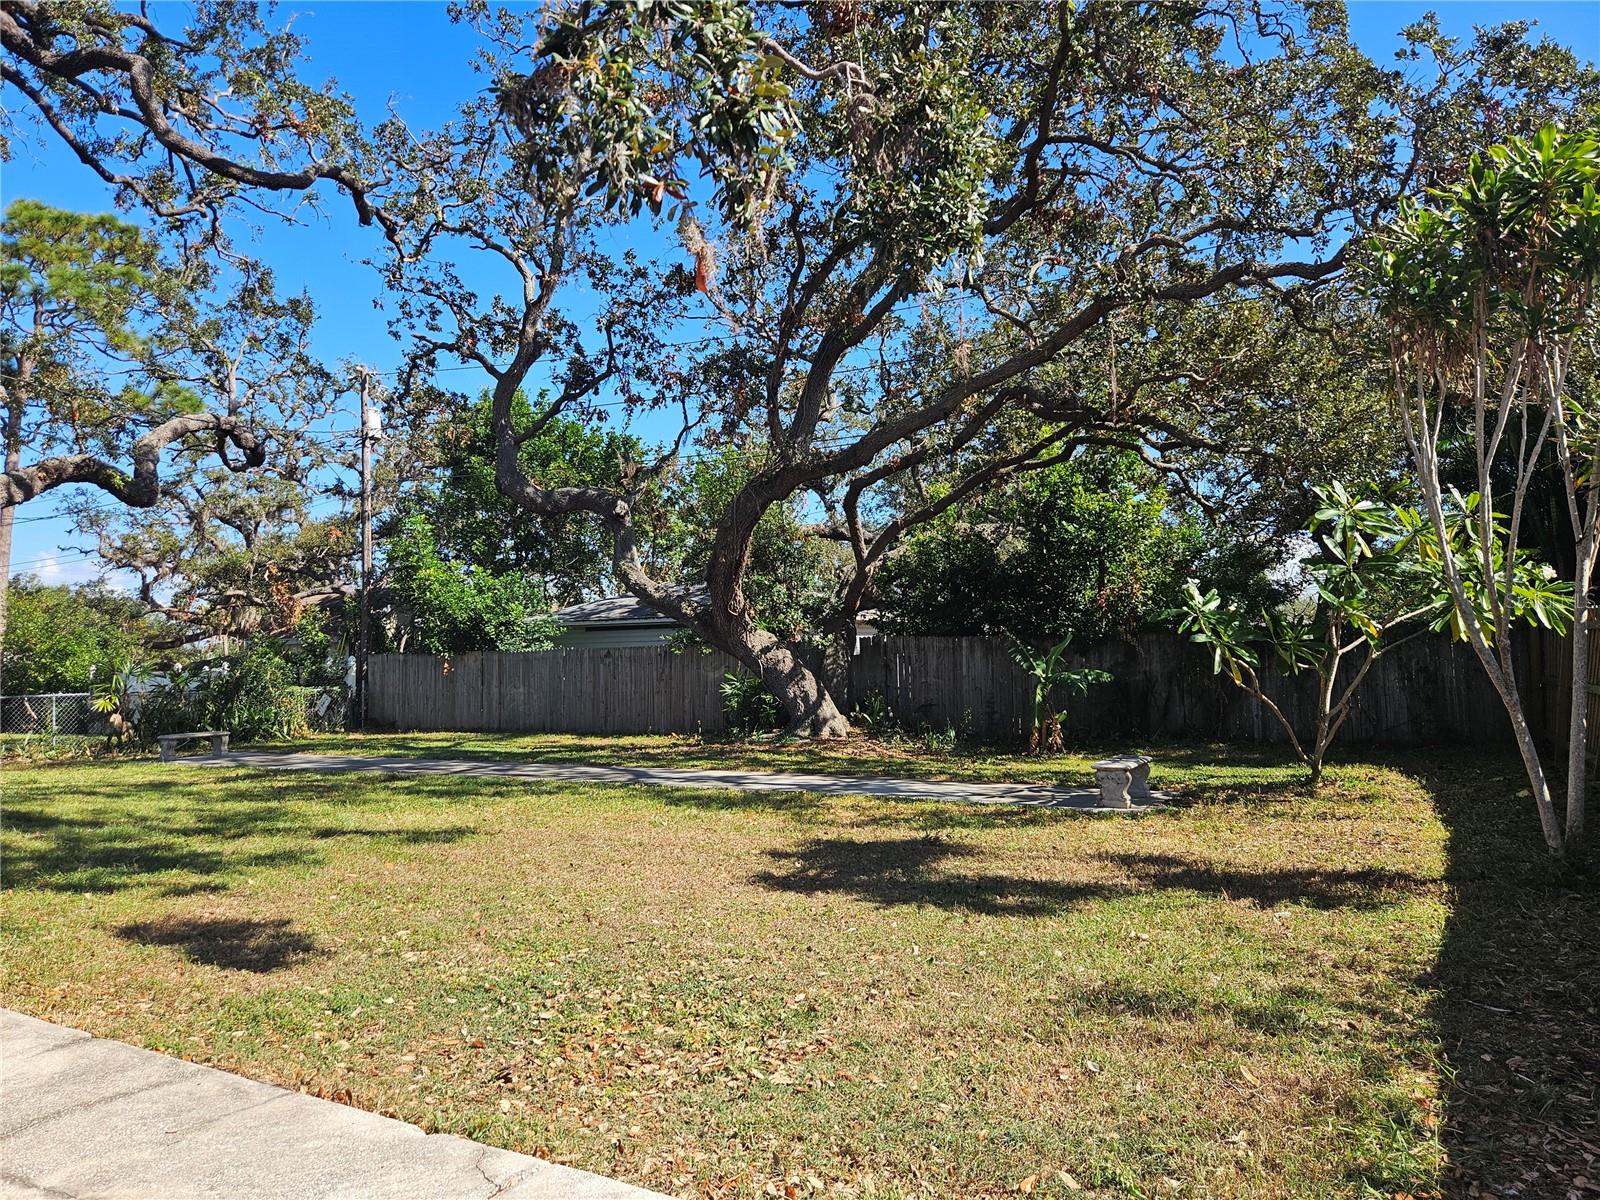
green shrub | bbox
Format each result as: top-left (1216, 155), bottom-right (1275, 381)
top-left (719, 671), bottom-right (783, 736)
top-left (134, 642), bottom-right (310, 744)
top-left (851, 689), bottom-right (896, 737)
top-left (195, 643), bottom-right (307, 741)
top-left (132, 686), bottom-right (202, 743)
top-left (290, 685), bottom-right (344, 732)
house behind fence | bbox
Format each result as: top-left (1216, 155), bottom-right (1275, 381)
top-left (368, 629), bottom-right (1562, 748)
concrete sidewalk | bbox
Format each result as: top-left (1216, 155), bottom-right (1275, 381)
top-left (0, 1009), bottom-right (663, 1200)
top-left (180, 751), bottom-right (1168, 812)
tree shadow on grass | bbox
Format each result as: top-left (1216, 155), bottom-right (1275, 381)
top-left (1411, 756), bottom-right (1600, 1199)
top-left (862, 804), bottom-right (1060, 833)
top-left (2, 826), bottom-right (308, 894)
top-left (115, 916), bottom-right (321, 972)
top-left (752, 835), bottom-right (1123, 915)
top-left (753, 837), bottom-right (1432, 919)
top-left (2, 780), bottom-right (477, 895)
top-left (656, 785), bottom-right (831, 820)
top-left (657, 785), bottom-right (1063, 830)
top-left (1099, 851), bottom-right (1431, 911)
top-left (1067, 976), bottom-right (1374, 1036)
top-left (305, 824), bottom-right (475, 843)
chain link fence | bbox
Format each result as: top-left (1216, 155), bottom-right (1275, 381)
top-left (291, 686), bottom-right (347, 733)
top-left (2, 687), bottom-right (347, 753)
top-left (0, 692), bottom-right (109, 751)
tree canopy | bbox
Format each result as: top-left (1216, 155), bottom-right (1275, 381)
top-left (877, 451), bottom-right (1257, 645)
top-left (3, 0), bottom-right (1596, 736)
top-left (406, 1), bottom-right (1593, 733)
top-left (1, 576), bottom-right (147, 693)
top-left (1, 0), bottom-right (388, 246)
top-left (0, 198), bottom-right (266, 511)
top-left (397, 394), bottom-right (644, 609)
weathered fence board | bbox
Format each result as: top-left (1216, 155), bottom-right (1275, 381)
top-left (368, 630), bottom-right (1559, 746)
top-left (368, 646), bottom-right (741, 734)
top-left (851, 631), bottom-right (1549, 745)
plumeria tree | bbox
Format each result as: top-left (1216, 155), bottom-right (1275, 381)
top-left (1180, 485), bottom-right (1430, 786)
top-left (1179, 483), bottom-right (1570, 786)
top-left (1369, 124), bottom-right (1600, 854)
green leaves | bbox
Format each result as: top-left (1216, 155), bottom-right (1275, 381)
top-left (1004, 630), bottom-right (1113, 750)
top-left (1367, 124), bottom-right (1600, 348)
top-left (498, 0), bottom-right (798, 228)
top-left (1181, 479), bottom-right (1573, 680)
top-left (1, 200), bottom-right (187, 449)
top-left (1405, 490), bottom-right (1575, 642)
top-left (404, 394), bottom-right (642, 609)
top-left (1174, 580), bottom-right (1258, 683)
top-left (881, 452), bottom-right (1216, 646)
top-left (386, 515), bottom-right (563, 656)
top-left (1178, 484), bottom-right (1449, 678)
top-left (1309, 481), bottom-right (1408, 569)
top-left (839, 43), bottom-right (1000, 280)
top-left (3, 581), bottom-right (149, 696)
top-left (719, 670), bottom-right (782, 736)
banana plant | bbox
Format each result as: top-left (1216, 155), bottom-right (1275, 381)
top-left (1004, 632), bottom-right (1112, 755)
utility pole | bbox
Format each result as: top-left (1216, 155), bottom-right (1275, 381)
top-left (353, 368), bottom-right (378, 731)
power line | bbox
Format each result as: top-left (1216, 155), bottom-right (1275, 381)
top-left (7, 489), bottom-right (351, 528)
top-left (6, 547), bottom-right (100, 572)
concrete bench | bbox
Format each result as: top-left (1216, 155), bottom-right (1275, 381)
top-left (1093, 755), bottom-right (1151, 809)
top-left (158, 731), bottom-right (230, 762)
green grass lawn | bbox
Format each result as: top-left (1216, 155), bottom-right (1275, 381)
top-left (2, 748), bottom-right (1594, 1199)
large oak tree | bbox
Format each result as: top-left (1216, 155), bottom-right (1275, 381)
top-left (384, 1), bottom-right (1591, 734)
top-left (7, 0), bottom-right (1593, 734)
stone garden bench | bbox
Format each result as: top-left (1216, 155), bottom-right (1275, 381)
top-left (158, 730), bottom-right (230, 762)
top-left (1092, 754), bottom-right (1152, 809)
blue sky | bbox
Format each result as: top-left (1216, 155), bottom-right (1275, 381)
top-left (5, 0), bottom-right (1598, 587)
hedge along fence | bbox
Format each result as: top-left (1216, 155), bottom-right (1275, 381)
top-left (367, 629), bottom-right (1560, 747)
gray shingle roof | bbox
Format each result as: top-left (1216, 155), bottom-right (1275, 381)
top-left (551, 595), bottom-right (677, 626)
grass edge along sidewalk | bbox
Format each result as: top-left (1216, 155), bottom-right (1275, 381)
top-left (1, 1008), bottom-right (664, 1199)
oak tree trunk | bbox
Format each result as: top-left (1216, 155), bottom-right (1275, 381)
top-left (690, 599), bottom-right (852, 738)
top-left (740, 634), bottom-right (851, 737)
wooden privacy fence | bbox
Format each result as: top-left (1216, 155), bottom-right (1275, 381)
top-left (851, 631), bottom-right (1552, 745)
top-left (368, 645), bottom-right (741, 734)
top-left (369, 629), bottom-right (1561, 746)
top-left (1546, 623), bottom-right (1599, 764)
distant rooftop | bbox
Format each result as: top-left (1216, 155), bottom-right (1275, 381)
top-left (551, 595), bottom-right (677, 627)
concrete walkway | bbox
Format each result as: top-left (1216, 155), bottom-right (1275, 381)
top-left (180, 751), bottom-right (1167, 812)
top-left (1, 1009), bottom-right (663, 1200)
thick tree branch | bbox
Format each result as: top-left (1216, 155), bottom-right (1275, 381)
top-left (0, 412), bottom-right (264, 508)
